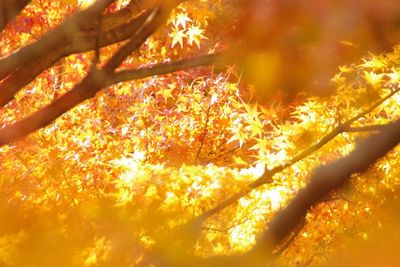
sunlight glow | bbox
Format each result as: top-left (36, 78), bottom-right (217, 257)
top-left (78, 0), bottom-right (96, 8)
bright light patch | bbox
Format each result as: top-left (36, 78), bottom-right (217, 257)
top-left (78, 0), bottom-right (96, 8)
top-left (229, 226), bottom-right (256, 251)
top-left (262, 187), bottom-right (284, 209)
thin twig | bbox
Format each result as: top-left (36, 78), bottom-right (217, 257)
top-left (195, 104), bottom-right (213, 164)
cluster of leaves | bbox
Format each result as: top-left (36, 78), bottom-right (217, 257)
top-left (1, 0), bottom-right (400, 266)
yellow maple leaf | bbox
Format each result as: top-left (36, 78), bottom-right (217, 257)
top-left (363, 71), bottom-right (384, 87)
top-left (157, 88), bottom-right (174, 103)
top-left (339, 65), bottom-right (353, 73)
top-left (359, 56), bottom-right (386, 70)
top-left (173, 12), bottom-right (192, 29)
top-left (169, 27), bottom-right (187, 48)
top-left (248, 117), bottom-right (265, 137)
top-left (244, 104), bottom-right (260, 119)
top-left (186, 24), bottom-right (207, 48)
top-left (233, 156), bottom-right (249, 166)
top-left (227, 131), bottom-right (248, 147)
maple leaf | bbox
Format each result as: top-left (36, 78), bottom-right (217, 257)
top-left (173, 12), bottom-right (192, 29)
top-left (157, 88), bottom-right (174, 103)
top-left (169, 27), bottom-right (187, 48)
top-left (250, 138), bottom-right (268, 153)
top-left (186, 24), bottom-right (207, 48)
top-left (338, 65), bottom-right (353, 73)
top-left (363, 71), bottom-right (384, 87)
top-left (227, 130), bottom-right (248, 147)
top-left (233, 156), bottom-right (249, 166)
top-left (244, 104), bottom-right (260, 119)
top-left (359, 56), bottom-right (386, 70)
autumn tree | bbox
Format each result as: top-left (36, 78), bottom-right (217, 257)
top-left (1, 0), bottom-right (400, 266)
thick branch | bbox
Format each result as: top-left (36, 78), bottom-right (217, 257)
top-left (0, 70), bottom-right (107, 146)
top-left (0, 51), bottom-right (221, 145)
top-left (0, 1), bottom-right (205, 146)
top-left (174, 118), bottom-right (400, 267)
top-left (0, 8), bottom-right (153, 107)
top-left (343, 124), bottom-right (387, 132)
top-left (0, 0), bottom-right (115, 80)
top-left (67, 9), bottom-right (152, 54)
top-left (249, 118), bottom-right (400, 261)
top-left (0, 46), bottom-right (64, 107)
top-left (271, 218), bottom-right (306, 258)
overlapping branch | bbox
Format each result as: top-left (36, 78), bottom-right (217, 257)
top-left (0, 0), bottom-right (155, 107)
top-left (163, 99), bottom-right (400, 266)
top-left (246, 117), bottom-right (400, 263)
top-left (185, 87), bottom-right (400, 232)
top-left (0, 0), bottom-right (115, 80)
top-left (2, 2), bottom-right (399, 266)
top-left (106, 52), bottom-right (225, 86)
top-left (0, 2), bottom-right (223, 146)
top-left (344, 124), bottom-right (388, 132)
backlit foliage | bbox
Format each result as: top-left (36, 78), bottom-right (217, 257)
top-left (1, 0), bottom-right (400, 266)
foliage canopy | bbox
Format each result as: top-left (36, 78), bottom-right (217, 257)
top-left (1, 0), bottom-right (400, 266)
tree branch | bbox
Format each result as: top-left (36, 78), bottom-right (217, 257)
top-left (67, 9), bottom-right (151, 55)
top-left (0, 8), bottom-right (153, 107)
top-left (0, 46), bottom-right (64, 107)
top-left (103, 7), bottom-right (161, 70)
top-left (343, 124), bottom-right (387, 132)
top-left (106, 52), bottom-right (225, 86)
top-left (248, 117), bottom-right (400, 263)
top-left (0, 70), bottom-right (107, 146)
top-left (185, 87), bottom-right (400, 231)
top-left (271, 218), bottom-right (306, 258)
top-left (170, 117), bottom-right (400, 267)
top-left (0, 0), bottom-right (115, 80)
top-left (0, 1), bottom-right (207, 147)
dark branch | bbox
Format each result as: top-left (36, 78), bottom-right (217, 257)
top-left (106, 52), bottom-right (225, 86)
top-left (173, 117), bottom-right (400, 267)
top-left (271, 218), bottom-right (306, 258)
top-left (249, 117), bottom-right (400, 261)
top-left (0, 0), bottom-right (115, 80)
top-left (0, 8), bottom-right (153, 107)
top-left (0, 4), bottom-right (218, 147)
top-left (185, 87), bottom-right (400, 231)
top-left (103, 8), bottom-right (161, 70)
top-left (343, 124), bottom-right (388, 132)
top-left (0, 70), bottom-right (107, 146)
